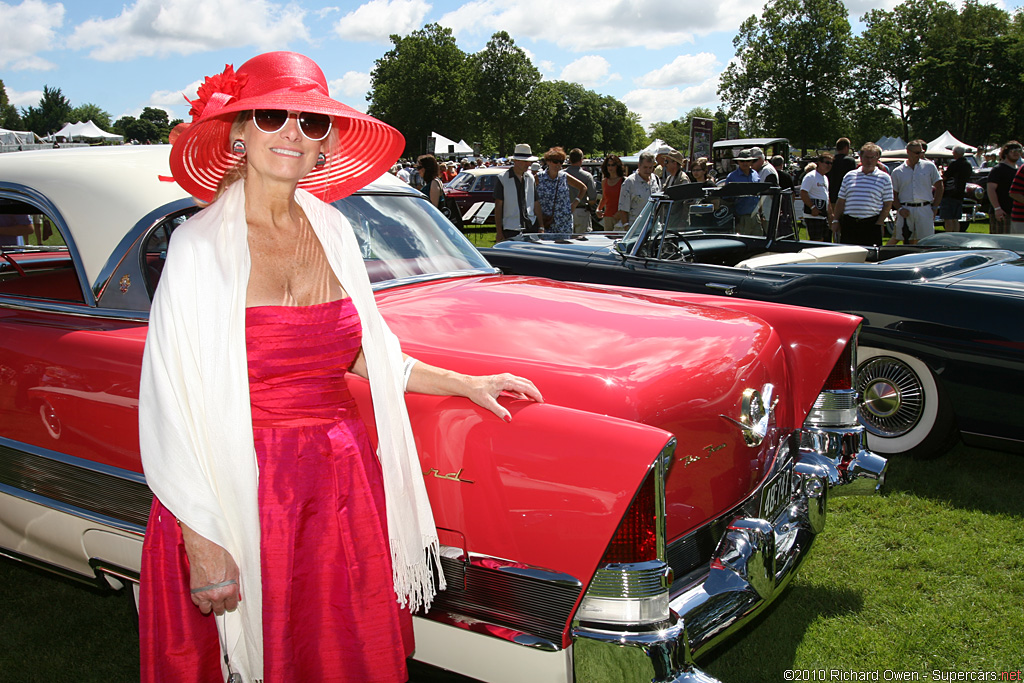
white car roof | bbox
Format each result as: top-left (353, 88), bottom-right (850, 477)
top-left (0, 145), bottom-right (409, 289)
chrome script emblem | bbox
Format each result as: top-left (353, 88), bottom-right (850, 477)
top-left (423, 467), bottom-right (475, 484)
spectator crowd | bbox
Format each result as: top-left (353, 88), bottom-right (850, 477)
top-left (386, 135), bottom-right (1024, 246)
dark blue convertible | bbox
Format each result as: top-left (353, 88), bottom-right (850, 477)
top-left (483, 182), bottom-right (1024, 459)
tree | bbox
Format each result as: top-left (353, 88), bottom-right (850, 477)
top-left (539, 80), bottom-right (602, 153)
top-left (854, 0), bottom-right (950, 141)
top-left (69, 103), bottom-right (113, 131)
top-left (911, 0), bottom-right (1016, 146)
top-left (717, 0), bottom-right (851, 156)
top-left (113, 115), bottom-right (160, 144)
top-left (847, 101), bottom-right (902, 148)
top-left (0, 80), bottom-right (24, 130)
top-left (596, 95), bottom-right (642, 155)
top-left (21, 85), bottom-right (72, 137)
top-left (647, 120), bottom-right (688, 153)
top-left (113, 107), bottom-right (175, 143)
top-left (368, 23), bottom-right (471, 157)
top-left (468, 31), bottom-right (542, 155)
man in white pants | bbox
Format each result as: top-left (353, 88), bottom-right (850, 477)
top-left (889, 139), bottom-right (942, 245)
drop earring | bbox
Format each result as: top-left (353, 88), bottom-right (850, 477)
top-left (232, 139), bottom-right (246, 156)
top-left (316, 152), bottom-right (326, 167)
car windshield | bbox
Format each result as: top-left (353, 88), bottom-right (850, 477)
top-left (617, 183), bottom-right (792, 257)
top-left (331, 192), bottom-right (492, 285)
top-left (150, 192), bottom-right (491, 294)
top-left (446, 172), bottom-right (474, 191)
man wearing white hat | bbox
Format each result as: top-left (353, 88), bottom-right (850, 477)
top-left (494, 143), bottom-right (543, 242)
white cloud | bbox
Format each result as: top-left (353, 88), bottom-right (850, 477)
top-left (66, 0), bottom-right (309, 61)
top-left (4, 87), bottom-right (45, 107)
top-left (0, 0), bottom-right (64, 70)
top-left (622, 78), bottom-right (721, 129)
top-left (635, 53), bottom-right (720, 88)
top-left (149, 79), bottom-right (203, 108)
top-left (440, 0), bottom-right (764, 51)
top-left (329, 71), bottom-right (372, 111)
top-left (558, 55), bottom-right (620, 87)
top-left (334, 0), bottom-right (431, 42)
top-left (316, 5), bottom-right (341, 18)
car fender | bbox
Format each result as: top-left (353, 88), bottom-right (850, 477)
top-left (347, 377), bottom-right (674, 586)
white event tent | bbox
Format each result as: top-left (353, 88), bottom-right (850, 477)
top-left (429, 131), bottom-right (473, 157)
top-left (926, 130), bottom-right (974, 154)
top-left (0, 127), bottom-right (37, 146)
top-left (876, 135), bottom-right (906, 151)
top-left (49, 120), bottom-right (123, 143)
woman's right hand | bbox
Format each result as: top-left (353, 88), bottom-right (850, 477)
top-left (180, 522), bottom-right (241, 615)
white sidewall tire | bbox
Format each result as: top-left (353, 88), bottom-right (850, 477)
top-left (857, 346), bottom-right (940, 455)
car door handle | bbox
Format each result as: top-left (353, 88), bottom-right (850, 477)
top-left (705, 282), bottom-right (737, 295)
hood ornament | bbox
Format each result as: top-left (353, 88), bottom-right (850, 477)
top-left (721, 384), bottom-right (777, 447)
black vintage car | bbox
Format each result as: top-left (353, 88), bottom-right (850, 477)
top-left (483, 182), bottom-right (1024, 460)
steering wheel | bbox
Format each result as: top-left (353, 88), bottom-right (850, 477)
top-left (659, 234), bottom-right (694, 262)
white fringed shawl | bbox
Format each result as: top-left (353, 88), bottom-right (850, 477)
top-left (139, 181), bottom-right (443, 682)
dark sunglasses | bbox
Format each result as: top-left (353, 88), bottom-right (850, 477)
top-left (252, 110), bottom-right (333, 141)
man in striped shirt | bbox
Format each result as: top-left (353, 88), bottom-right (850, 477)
top-left (833, 142), bottom-right (893, 246)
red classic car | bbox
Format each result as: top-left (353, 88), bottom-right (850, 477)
top-left (0, 147), bottom-right (885, 683)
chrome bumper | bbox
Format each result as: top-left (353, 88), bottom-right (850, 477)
top-left (572, 428), bottom-right (886, 683)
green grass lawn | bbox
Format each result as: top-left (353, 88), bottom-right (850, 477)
top-left (1, 443), bottom-right (1021, 681)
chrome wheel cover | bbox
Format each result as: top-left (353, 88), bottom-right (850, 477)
top-left (857, 356), bottom-right (924, 437)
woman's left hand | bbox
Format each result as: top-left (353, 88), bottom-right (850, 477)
top-left (461, 373), bottom-right (543, 423)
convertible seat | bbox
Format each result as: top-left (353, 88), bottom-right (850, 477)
top-left (737, 244), bottom-right (869, 269)
top-left (801, 245), bottom-right (869, 262)
top-left (736, 252), bottom-right (815, 269)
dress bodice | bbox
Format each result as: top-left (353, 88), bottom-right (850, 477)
top-left (245, 297), bottom-right (362, 427)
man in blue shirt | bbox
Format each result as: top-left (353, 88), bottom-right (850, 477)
top-left (725, 148), bottom-right (762, 235)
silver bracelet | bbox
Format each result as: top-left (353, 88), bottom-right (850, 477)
top-left (190, 579), bottom-right (237, 594)
top-left (402, 356), bottom-right (418, 391)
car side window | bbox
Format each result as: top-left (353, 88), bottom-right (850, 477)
top-left (475, 176), bottom-right (497, 193)
top-left (0, 199), bottom-right (82, 303)
top-left (141, 209), bottom-right (200, 296)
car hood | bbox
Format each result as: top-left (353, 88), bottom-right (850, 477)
top-left (378, 273), bottom-right (779, 421)
top-left (375, 274), bottom-right (859, 540)
top-left (377, 274), bottom-right (855, 425)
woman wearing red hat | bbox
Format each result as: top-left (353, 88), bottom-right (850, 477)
top-left (138, 52), bottom-right (541, 683)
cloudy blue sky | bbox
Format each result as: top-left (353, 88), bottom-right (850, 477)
top-left (1, 0), bottom-right (1019, 138)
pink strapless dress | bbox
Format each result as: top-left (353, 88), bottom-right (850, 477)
top-left (140, 297), bottom-right (412, 682)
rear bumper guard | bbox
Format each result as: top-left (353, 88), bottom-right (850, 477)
top-left (572, 433), bottom-right (886, 683)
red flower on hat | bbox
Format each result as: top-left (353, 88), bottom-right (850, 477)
top-left (184, 65), bottom-right (249, 122)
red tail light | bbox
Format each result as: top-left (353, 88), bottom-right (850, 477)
top-left (821, 342), bottom-right (853, 391)
top-left (600, 473), bottom-right (658, 564)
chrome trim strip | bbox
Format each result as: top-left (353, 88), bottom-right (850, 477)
top-left (0, 436), bottom-right (147, 484)
top-left (427, 553), bottom-right (582, 647)
top-left (370, 268), bottom-right (499, 292)
top-left (0, 297), bottom-right (149, 320)
top-left (89, 558), bottom-right (141, 585)
top-left (0, 438), bottom-right (150, 533)
top-left (0, 546), bottom-right (112, 591)
top-left (424, 610), bottom-right (562, 652)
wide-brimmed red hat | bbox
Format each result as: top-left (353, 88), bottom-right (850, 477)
top-left (169, 51), bottom-right (404, 204)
